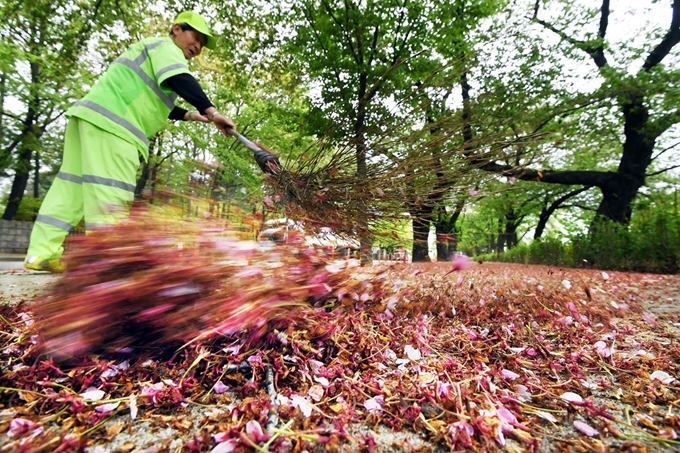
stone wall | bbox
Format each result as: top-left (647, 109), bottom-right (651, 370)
top-left (0, 220), bottom-right (32, 254)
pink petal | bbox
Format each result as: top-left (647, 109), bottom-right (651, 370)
top-left (212, 439), bottom-right (238, 453)
top-left (8, 418), bottom-right (42, 438)
top-left (80, 388), bottom-right (105, 401)
top-left (593, 341), bottom-right (611, 357)
top-left (95, 402), bottom-right (120, 413)
top-left (291, 395), bottom-right (313, 417)
top-left (500, 369), bottom-right (520, 380)
top-left (497, 406), bottom-right (517, 426)
top-left (213, 381), bottom-right (229, 394)
top-left (404, 345), bottom-right (421, 361)
top-left (450, 254), bottom-right (472, 271)
top-left (573, 420), bottom-right (598, 437)
top-left (308, 384), bottom-right (325, 402)
top-left (364, 395), bottom-right (384, 413)
top-left (560, 392), bottom-right (583, 403)
top-left (535, 411), bottom-right (557, 423)
top-left (650, 370), bottom-right (674, 384)
top-left (245, 420), bottom-right (268, 442)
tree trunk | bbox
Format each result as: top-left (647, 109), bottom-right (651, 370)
top-left (0, 72), bottom-right (6, 169)
top-left (355, 75), bottom-right (373, 266)
top-left (503, 219), bottom-right (519, 250)
top-left (595, 94), bottom-right (653, 223)
top-left (2, 57), bottom-right (42, 220)
top-left (33, 152), bottom-right (40, 198)
top-left (412, 214), bottom-right (430, 261)
top-left (436, 234), bottom-right (456, 261)
top-left (535, 187), bottom-right (592, 239)
top-left (135, 160), bottom-right (150, 199)
top-left (494, 219), bottom-right (503, 253)
top-left (434, 200), bottom-right (464, 261)
top-left (3, 145), bottom-right (33, 220)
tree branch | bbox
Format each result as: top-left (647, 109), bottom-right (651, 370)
top-left (468, 157), bottom-right (612, 188)
top-left (0, 109), bottom-right (22, 122)
top-left (642, 0), bottom-right (680, 71)
top-left (646, 164), bottom-right (680, 178)
top-left (651, 140), bottom-right (680, 163)
top-left (647, 108), bottom-right (680, 140)
top-left (532, 0), bottom-right (609, 68)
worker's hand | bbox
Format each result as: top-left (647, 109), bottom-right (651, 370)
top-left (184, 110), bottom-right (210, 123)
top-left (208, 112), bottom-right (236, 137)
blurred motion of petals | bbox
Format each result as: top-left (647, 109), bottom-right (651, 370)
top-left (451, 254), bottom-right (472, 271)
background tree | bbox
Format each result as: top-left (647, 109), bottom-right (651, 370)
top-left (275, 0), bottom-right (443, 264)
top-left (0, 0), bottom-right (131, 220)
top-left (460, 0), bottom-right (680, 232)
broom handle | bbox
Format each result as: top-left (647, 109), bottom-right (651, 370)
top-left (229, 130), bottom-right (263, 154)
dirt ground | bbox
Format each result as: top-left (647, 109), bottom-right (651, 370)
top-left (2, 262), bottom-right (680, 453)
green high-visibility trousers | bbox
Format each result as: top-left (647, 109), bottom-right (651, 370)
top-left (27, 117), bottom-right (140, 260)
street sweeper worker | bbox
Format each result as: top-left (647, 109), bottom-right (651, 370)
top-left (24, 11), bottom-right (235, 273)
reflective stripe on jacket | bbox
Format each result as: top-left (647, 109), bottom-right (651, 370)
top-left (66, 37), bottom-right (189, 160)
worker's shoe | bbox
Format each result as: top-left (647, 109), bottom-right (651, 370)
top-left (24, 256), bottom-right (66, 273)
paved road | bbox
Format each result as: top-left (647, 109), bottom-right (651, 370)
top-left (0, 257), bottom-right (24, 270)
top-left (0, 257), bottom-right (57, 304)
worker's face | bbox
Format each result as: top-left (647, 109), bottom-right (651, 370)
top-left (171, 24), bottom-right (206, 60)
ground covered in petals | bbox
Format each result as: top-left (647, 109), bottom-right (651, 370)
top-left (1, 231), bottom-right (680, 452)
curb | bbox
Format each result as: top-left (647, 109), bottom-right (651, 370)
top-left (0, 256), bottom-right (25, 262)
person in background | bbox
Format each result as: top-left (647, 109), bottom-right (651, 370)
top-left (24, 11), bottom-right (235, 273)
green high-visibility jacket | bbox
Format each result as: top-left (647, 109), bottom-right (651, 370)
top-left (67, 37), bottom-right (190, 161)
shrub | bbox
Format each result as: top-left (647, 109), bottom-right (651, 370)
top-left (488, 211), bottom-right (680, 274)
top-left (13, 197), bottom-right (43, 221)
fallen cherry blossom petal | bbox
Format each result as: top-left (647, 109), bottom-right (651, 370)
top-left (7, 418), bottom-right (43, 439)
top-left (650, 370), bottom-right (674, 384)
top-left (364, 395), bottom-right (384, 413)
top-left (437, 381), bottom-right (452, 399)
top-left (514, 384), bottom-right (532, 402)
top-left (404, 345), bottom-right (421, 361)
top-left (213, 381), bottom-right (229, 394)
top-left (291, 395), bottom-right (313, 417)
top-left (80, 388), bottom-right (106, 401)
top-left (593, 341), bottom-right (612, 357)
top-left (535, 411), bottom-right (558, 423)
top-left (580, 379), bottom-right (599, 390)
top-left (245, 420), bottom-right (269, 443)
top-left (500, 369), bottom-right (520, 380)
top-left (212, 439), bottom-right (238, 453)
top-left (308, 384), bottom-right (324, 402)
top-left (573, 420), bottom-right (599, 437)
top-left (95, 402), bottom-right (120, 413)
top-left (314, 375), bottom-right (330, 387)
top-left (129, 395), bottom-right (138, 420)
top-left (213, 432), bottom-right (229, 443)
top-left (560, 392), bottom-right (583, 404)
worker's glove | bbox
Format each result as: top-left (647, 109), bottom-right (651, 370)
top-left (253, 143), bottom-right (282, 174)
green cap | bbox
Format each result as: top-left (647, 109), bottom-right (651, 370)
top-left (174, 11), bottom-right (217, 50)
